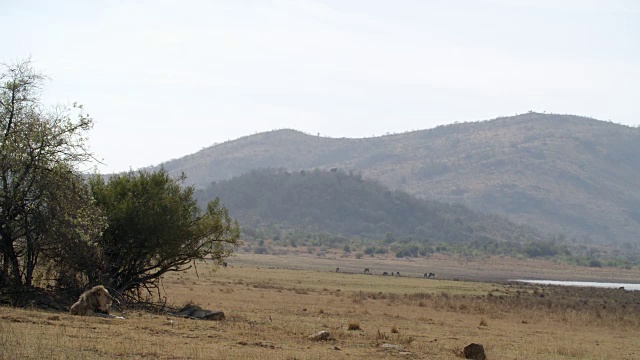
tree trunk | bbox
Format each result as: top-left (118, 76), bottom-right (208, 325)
top-left (2, 239), bottom-right (23, 287)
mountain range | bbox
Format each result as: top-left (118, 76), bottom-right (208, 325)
top-left (155, 112), bottom-right (640, 246)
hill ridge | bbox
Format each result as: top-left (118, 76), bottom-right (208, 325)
top-left (152, 113), bottom-right (640, 246)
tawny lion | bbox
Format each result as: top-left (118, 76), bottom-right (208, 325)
top-left (70, 285), bottom-right (120, 317)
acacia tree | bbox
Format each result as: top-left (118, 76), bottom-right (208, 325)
top-left (89, 169), bottom-right (240, 301)
top-left (0, 59), bottom-right (103, 289)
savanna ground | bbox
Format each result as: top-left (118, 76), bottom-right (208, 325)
top-left (1, 251), bottom-right (640, 359)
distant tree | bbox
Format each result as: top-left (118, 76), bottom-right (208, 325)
top-left (588, 258), bottom-right (602, 268)
top-left (0, 59), bottom-right (102, 289)
top-left (88, 169), bottom-right (240, 301)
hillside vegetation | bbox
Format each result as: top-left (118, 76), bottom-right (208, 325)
top-left (160, 113), bottom-right (640, 247)
top-left (195, 169), bottom-right (587, 261)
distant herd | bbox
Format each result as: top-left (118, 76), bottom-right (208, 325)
top-left (335, 267), bottom-right (435, 278)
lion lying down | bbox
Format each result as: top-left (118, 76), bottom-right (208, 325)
top-left (70, 285), bottom-right (124, 319)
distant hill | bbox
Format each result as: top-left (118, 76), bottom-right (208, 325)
top-left (196, 168), bottom-right (557, 258)
top-left (157, 113), bottom-right (640, 246)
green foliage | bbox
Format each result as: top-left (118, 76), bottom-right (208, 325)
top-left (89, 169), bottom-right (240, 299)
top-left (395, 244), bottom-right (420, 258)
top-left (524, 240), bottom-right (570, 258)
top-left (0, 59), bottom-right (101, 289)
top-left (588, 259), bottom-right (602, 268)
top-left (364, 246), bottom-right (387, 255)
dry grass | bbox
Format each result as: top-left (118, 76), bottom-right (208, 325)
top-left (347, 321), bottom-right (360, 331)
top-left (1, 253), bottom-right (640, 359)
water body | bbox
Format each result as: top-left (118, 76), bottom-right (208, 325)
top-left (513, 279), bottom-right (640, 291)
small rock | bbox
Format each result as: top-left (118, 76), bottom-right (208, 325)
top-left (463, 343), bottom-right (486, 360)
top-left (381, 343), bottom-right (402, 350)
top-left (309, 330), bottom-right (331, 341)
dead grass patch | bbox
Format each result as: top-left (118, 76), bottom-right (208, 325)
top-left (1, 254), bottom-right (639, 359)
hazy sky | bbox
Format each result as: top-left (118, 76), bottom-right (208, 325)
top-left (3, 0), bottom-right (639, 173)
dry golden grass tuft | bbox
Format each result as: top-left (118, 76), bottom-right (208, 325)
top-left (1, 252), bottom-right (640, 359)
top-left (347, 321), bottom-right (360, 331)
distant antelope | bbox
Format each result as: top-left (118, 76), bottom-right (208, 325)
top-left (382, 272), bottom-right (389, 276)
top-left (364, 268), bottom-right (370, 274)
top-left (424, 272), bottom-right (435, 278)
top-left (336, 267), bottom-right (340, 273)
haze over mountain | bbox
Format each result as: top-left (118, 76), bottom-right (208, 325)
top-left (199, 168), bottom-right (544, 240)
top-left (156, 113), bottom-right (640, 246)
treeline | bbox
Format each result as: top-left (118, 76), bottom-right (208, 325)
top-left (196, 168), bottom-right (568, 257)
